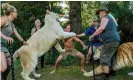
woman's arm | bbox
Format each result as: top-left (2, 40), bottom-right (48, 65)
top-left (13, 25), bottom-right (24, 42)
top-left (13, 24), bottom-right (28, 45)
top-left (0, 32), bottom-right (7, 39)
top-left (0, 16), bottom-right (7, 28)
top-left (0, 32), bottom-right (14, 44)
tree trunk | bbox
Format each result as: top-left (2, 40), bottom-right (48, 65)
top-left (69, 1), bottom-right (82, 34)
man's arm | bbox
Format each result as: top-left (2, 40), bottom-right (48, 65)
top-left (92, 17), bottom-right (108, 37)
top-left (77, 33), bottom-right (86, 37)
top-left (77, 27), bottom-right (91, 37)
top-left (73, 37), bottom-right (87, 49)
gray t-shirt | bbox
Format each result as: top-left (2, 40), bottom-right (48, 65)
top-left (1, 22), bottom-right (14, 44)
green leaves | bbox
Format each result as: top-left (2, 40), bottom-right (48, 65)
top-left (106, 1), bottom-right (133, 43)
top-left (81, 1), bottom-right (100, 28)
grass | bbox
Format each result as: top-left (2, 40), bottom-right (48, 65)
top-left (8, 61), bottom-right (133, 80)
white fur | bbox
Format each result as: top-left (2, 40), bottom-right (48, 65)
top-left (13, 11), bottom-right (76, 80)
top-left (93, 48), bottom-right (101, 60)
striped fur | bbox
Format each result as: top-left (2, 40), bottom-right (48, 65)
top-left (84, 42), bottom-right (133, 77)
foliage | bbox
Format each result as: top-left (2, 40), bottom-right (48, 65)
top-left (81, 1), bottom-right (100, 28)
top-left (104, 1), bottom-right (133, 43)
top-left (69, 1), bottom-right (82, 34)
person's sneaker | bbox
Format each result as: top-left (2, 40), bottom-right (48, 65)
top-left (128, 72), bottom-right (133, 76)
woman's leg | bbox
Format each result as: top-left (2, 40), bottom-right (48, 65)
top-left (2, 54), bottom-right (11, 80)
top-left (0, 52), bottom-right (8, 80)
top-left (0, 52), bottom-right (7, 72)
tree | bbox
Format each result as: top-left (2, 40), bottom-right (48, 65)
top-left (69, 1), bottom-right (82, 34)
top-left (81, 1), bottom-right (100, 28)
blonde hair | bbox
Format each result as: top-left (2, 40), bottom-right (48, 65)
top-left (2, 3), bottom-right (17, 15)
top-left (35, 19), bottom-right (41, 24)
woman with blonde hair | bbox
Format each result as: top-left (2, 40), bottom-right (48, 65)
top-left (0, 3), bottom-right (28, 80)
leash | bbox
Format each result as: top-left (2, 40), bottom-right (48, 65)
top-left (90, 42), bottom-right (96, 80)
top-left (9, 45), bottom-right (15, 80)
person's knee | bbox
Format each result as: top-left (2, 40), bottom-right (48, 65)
top-left (7, 58), bottom-right (11, 66)
top-left (58, 55), bottom-right (63, 60)
top-left (100, 59), bottom-right (110, 66)
top-left (1, 65), bottom-right (7, 72)
top-left (56, 56), bottom-right (63, 63)
top-left (0, 52), bottom-right (8, 72)
top-left (79, 54), bottom-right (85, 60)
top-left (56, 59), bottom-right (61, 64)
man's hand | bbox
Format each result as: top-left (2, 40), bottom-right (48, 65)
top-left (89, 35), bottom-right (94, 41)
top-left (76, 33), bottom-right (86, 37)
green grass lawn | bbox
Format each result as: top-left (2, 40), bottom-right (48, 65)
top-left (8, 62), bottom-right (133, 80)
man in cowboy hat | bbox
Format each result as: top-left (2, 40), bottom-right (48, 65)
top-left (89, 7), bottom-right (120, 80)
top-left (77, 16), bottom-right (103, 63)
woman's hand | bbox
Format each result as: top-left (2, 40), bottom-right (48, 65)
top-left (5, 37), bottom-right (14, 44)
top-left (22, 41), bottom-right (28, 45)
